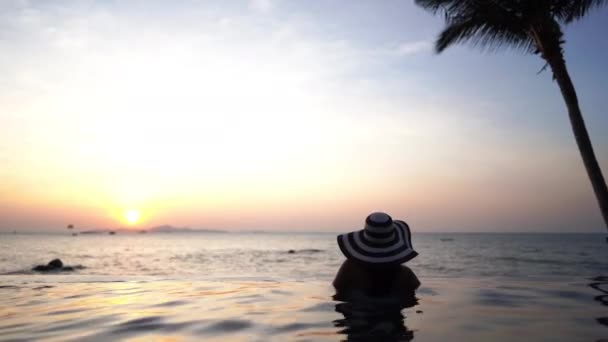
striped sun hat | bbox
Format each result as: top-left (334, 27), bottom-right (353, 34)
top-left (337, 212), bottom-right (418, 265)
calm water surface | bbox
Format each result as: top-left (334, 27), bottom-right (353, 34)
top-left (1, 233), bottom-right (607, 341)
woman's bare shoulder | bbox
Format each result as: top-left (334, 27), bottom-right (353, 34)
top-left (332, 260), bottom-right (367, 290)
top-left (393, 265), bottom-right (421, 290)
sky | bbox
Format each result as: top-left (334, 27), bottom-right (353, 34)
top-left (1, 0), bottom-right (607, 233)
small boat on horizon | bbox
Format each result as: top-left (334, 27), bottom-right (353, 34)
top-left (109, 231), bottom-right (116, 235)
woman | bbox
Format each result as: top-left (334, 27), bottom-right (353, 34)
top-left (333, 212), bottom-right (420, 297)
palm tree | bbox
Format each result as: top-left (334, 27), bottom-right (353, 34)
top-left (416, 0), bottom-right (608, 231)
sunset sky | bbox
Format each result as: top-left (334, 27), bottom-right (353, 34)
top-left (1, 0), bottom-right (607, 232)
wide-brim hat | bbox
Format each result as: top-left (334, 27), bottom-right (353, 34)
top-left (337, 212), bottom-right (418, 265)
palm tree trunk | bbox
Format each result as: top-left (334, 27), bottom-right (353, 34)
top-left (547, 53), bottom-right (608, 232)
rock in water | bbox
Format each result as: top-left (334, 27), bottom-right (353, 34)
top-left (32, 259), bottom-right (64, 272)
top-left (48, 259), bottom-right (63, 269)
top-left (33, 265), bottom-right (48, 271)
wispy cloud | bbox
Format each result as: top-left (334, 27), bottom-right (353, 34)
top-left (395, 40), bottom-right (433, 56)
top-left (249, 0), bottom-right (274, 13)
top-left (1, 1), bottom-right (603, 232)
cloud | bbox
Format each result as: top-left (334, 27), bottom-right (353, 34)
top-left (395, 40), bottom-right (432, 56)
top-left (249, 0), bottom-right (274, 13)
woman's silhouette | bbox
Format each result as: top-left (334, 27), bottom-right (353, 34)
top-left (332, 212), bottom-right (420, 341)
top-left (333, 212), bottom-right (420, 296)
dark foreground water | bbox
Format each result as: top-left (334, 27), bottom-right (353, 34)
top-left (1, 233), bottom-right (607, 341)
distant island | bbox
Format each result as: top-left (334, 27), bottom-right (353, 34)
top-left (147, 225), bottom-right (227, 234)
top-left (78, 225), bottom-right (227, 235)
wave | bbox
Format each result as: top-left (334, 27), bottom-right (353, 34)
top-left (491, 256), bottom-right (567, 265)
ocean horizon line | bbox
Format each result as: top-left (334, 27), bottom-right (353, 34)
top-left (1, 229), bottom-right (606, 235)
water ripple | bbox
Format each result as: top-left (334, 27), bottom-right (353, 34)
top-left (196, 319), bottom-right (253, 334)
top-left (112, 316), bottom-right (192, 334)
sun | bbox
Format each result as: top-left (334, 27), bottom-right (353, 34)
top-left (123, 209), bottom-right (141, 225)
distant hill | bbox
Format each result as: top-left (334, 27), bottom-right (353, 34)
top-left (79, 230), bottom-right (105, 235)
top-left (80, 229), bottom-right (126, 235)
top-left (147, 225), bottom-right (227, 234)
top-left (76, 225), bottom-right (227, 235)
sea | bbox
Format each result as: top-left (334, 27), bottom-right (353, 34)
top-left (1, 232), bottom-right (607, 341)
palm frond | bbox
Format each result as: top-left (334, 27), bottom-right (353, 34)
top-left (435, 18), bottom-right (479, 52)
top-left (415, 0), bottom-right (455, 14)
top-left (419, 0), bottom-right (535, 54)
top-left (436, 16), bottom-right (535, 53)
top-left (551, 0), bottom-right (608, 23)
top-left (415, 0), bottom-right (504, 17)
